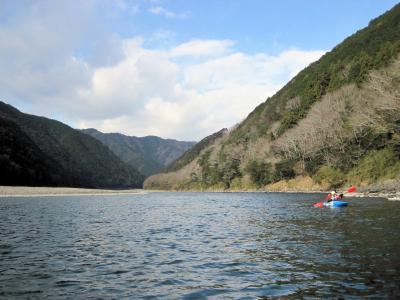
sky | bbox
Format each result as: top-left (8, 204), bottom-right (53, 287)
top-left (0, 0), bottom-right (398, 141)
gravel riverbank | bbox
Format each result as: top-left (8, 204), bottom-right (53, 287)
top-left (0, 186), bottom-right (147, 197)
top-left (1, 186), bottom-right (398, 200)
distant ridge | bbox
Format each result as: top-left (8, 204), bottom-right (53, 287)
top-left (82, 128), bottom-right (195, 177)
top-left (0, 101), bottom-right (144, 188)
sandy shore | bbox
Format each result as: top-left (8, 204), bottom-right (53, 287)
top-left (0, 186), bottom-right (148, 197)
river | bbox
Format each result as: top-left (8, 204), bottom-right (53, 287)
top-left (1, 192), bottom-right (399, 298)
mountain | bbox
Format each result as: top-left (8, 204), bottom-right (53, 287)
top-left (82, 128), bottom-right (195, 177)
top-left (0, 101), bottom-right (144, 188)
top-left (144, 4), bottom-right (400, 191)
top-left (145, 128), bottom-right (228, 190)
top-left (165, 128), bottom-right (228, 173)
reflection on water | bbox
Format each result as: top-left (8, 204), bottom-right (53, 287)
top-left (1, 192), bottom-right (399, 298)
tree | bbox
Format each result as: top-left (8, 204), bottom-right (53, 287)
top-left (246, 160), bottom-right (273, 187)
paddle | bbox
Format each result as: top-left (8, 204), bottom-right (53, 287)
top-left (313, 186), bottom-right (357, 208)
top-left (313, 201), bottom-right (324, 208)
top-left (313, 194), bottom-right (330, 208)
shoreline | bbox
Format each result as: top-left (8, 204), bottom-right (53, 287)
top-left (0, 186), bottom-right (149, 197)
top-left (0, 186), bottom-right (399, 201)
top-left (149, 189), bottom-right (400, 200)
top-left (350, 192), bottom-right (400, 201)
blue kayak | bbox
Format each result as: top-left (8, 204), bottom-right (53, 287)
top-left (323, 200), bottom-right (348, 207)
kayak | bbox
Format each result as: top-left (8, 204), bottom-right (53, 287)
top-left (323, 200), bottom-right (348, 207)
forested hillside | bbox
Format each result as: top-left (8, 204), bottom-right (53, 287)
top-left (0, 102), bottom-right (144, 188)
top-left (165, 128), bottom-right (228, 173)
top-left (82, 128), bottom-right (195, 177)
top-left (144, 4), bottom-right (400, 191)
top-left (145, 128), bottom-right (229, 190)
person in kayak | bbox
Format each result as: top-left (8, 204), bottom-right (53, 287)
top-left (326, 191), bottom-right (336, 202)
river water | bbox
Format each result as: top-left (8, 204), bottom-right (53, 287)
top-left (1, 192), bottom-right (399, 299)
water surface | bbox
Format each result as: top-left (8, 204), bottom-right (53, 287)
top-left (1, 192), bottom-right (400, 299)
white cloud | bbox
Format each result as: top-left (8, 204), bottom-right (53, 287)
top-left (0, 2), bottom-right (325, 141)
top-left (170, 39), bottom-right (234, 57)
top-left (149, 6), bottom-right (189, 19)
top-left (115, 0), bottom-right (140, 15)
top-left (0, 1), bottom-right (95, 110)
top-left (148, 29), bottom-right (176, 44)
top-left (75, 42), bottom-right (324, 140)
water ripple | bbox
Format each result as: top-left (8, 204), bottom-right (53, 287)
top-left (0, 192), bottom-right (399, 298)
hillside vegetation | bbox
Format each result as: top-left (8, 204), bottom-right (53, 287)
top-left (0, 102), bottom-right (144, 188)
top-left (82, 128), bottom-right (195, 177)
top-left (165, 128), bottom-right (228, 173)
top-left (145, 4), bottom-right (400, 191)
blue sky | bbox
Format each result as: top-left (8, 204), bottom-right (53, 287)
top-left (137, 0), bottom-right (398, 53)
top-left (0, 0), bottom-right (398, 140)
